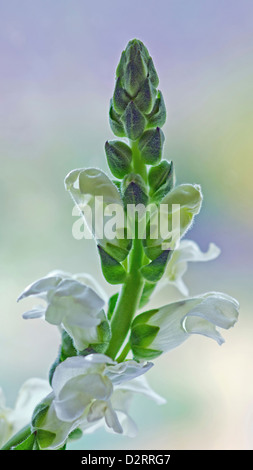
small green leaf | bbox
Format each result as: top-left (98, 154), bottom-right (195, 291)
top-left (140, 250), bottom-right (172, 282)
top-left (97, 245), bottom-right (127, 284)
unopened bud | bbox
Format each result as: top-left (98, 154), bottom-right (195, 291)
top-left (122, 173), bottom-right (149, 208)
top-left (146, 90), bottom-right (166, 129)
top-left (138, 127), bottom-right (165, 165)
top-left (121, 101), bottom-right (146, 141)
top-left (105, 140), bottom-right (132, 179)
top-left (148, 160), bottom-right (175, 201)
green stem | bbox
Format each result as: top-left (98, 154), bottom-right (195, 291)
top-left (106, 237), bottom-right (144, 359)
top-left (116, 342), bottom-right (131, 363)
top-left (106, 139), bottom-right (146, 360)
top-left (1, 424), bottom-right (31, 450)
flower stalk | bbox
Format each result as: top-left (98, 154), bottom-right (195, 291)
top-left (2, 38), bottom-right (239, 451)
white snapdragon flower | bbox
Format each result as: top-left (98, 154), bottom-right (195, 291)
top-left (131, 292), bottom-right (239, 359)
top-left (35, 354), bottom-right (164, 449)
top-left (17, 271), bottom-right (106, 351)
top-left (162, 239), bottom-right (221, 296)
top-left (65, 168), bottom-right (131, 261)
top-left (0, 378), bottom-right (51, 447)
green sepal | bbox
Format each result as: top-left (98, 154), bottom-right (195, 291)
top-left (107, 292), bottom-right (119, 320)
top-left (36, 430), bottom-right (56, 449)
top-left (122, 101), bottom-right (146, 141)
top-left (90, 310), bottom-right (111, 353)
top-left (130, 308), bottom-right (162, 360)
top-left (131, 323), bottom-right (160, 348)
top-left (148, 160), bottom-right (175, 201)
top-left (140, 249), bottom-right (172, 282)
top-left (142, 241), bottom-right (164, 261)
top-left (109, 100), bottom-right (126, 137)
top-left (138, 127), bottom-right (165, 165)
top-left (146, 90), bottom-right (166, 129)
top-left (105, 140), bottom-right (132, 179)
top-left (121, 173), bottom-right (149, 209)
top-left (104, 238), bottom-right (132, 262)
top-left (113, 77), bottom-right (130, 113)
top-left (32, 402), bottom-right (50, 429)
top-left (134, 77), bottom-right (157, 114)
top-left (132, 345), bottom-right (163, 361)
top-left (97, 245), bottom-right (127, 284)
top-left (12, 432), bottom-right (35, 450)
top-left (139, 282), bottom-right (157, 308)
top-left (68, 428), bottom-right (83, 441)
top-left (49, 330), bottom-right (77, 384)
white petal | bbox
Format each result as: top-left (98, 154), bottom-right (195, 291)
top-left (52, 355), bottom-right (114, 397)
top-left (163, 240), bottom-right (221, 296)
top-left (138, 292), bottom-right (239, 353)
top-left (117, 375), bottom-right (166, 405)
top-left (105, 360), bottom-right (153, 385)
top-left (45, 279), bottom-right (104, 327)
top-left (9, 378), bottom-right (51, 434)
top-left (22, 306), bottom-right (46, 319)
top-left (17, 276), bottom-right (61, 302)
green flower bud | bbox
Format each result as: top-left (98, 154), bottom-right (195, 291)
top-left (113, 77), bottom-right (130, 114)
top-left (146, 90), bottom-right (166, 129)
top-left (124, 49), bottom-right (148, 97)
top-left (121, 100), bottom-right (146, 141)
top-left (105, 140), bottom-right (132, 179)
top-left (134, 77), bottom-right (157, 114)
top-left (138, 127), bottom-right (165, 165)
top-left (121, 173), bottom-right (149, 209)
top-left (109, 100), bottom-right (126, 137)
top-left (148, 160), bottom-right (175, 202)
top-left (147, 57), bottom-right (159, 88)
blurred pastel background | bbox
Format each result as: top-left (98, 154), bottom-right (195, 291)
top-left (1, 0), bottom-right (253, 450)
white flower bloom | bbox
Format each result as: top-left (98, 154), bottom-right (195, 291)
top-left (65, 168), bottom-right (130, 261)
top-left (131, 292), bottom-right (239, 359)
top-left (18, 271), bottom-right (106, 351)
top-left (161, 239), bottom-right (221, 296)
top-left (0, 378), bottom-right (51, 447)
top-left (36, 354), bottom-right (164, 449)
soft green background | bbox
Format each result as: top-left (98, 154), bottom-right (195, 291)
top-left (1, 0), bottom-right (253, 450)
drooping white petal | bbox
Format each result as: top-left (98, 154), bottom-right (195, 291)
top-left (17, 276), bottom-right (62, 302)
top-left (105, 360), bottom-right (153, 385)
top-left (162, 239), bottom-right (221, 296)
top-left (117, 375), bottom-right (166, 405)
